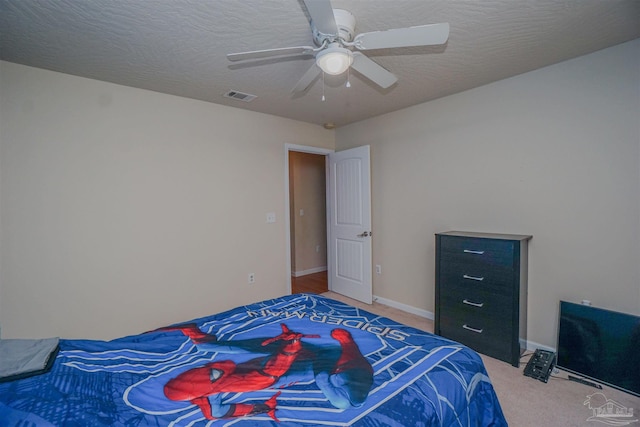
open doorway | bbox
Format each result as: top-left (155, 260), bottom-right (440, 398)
top-left (285, 144), bottom-right (333, 295)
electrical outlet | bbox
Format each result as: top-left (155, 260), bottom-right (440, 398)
top-left (375, 264), bottom-right (382, 275)
top-left (248, 273), bottom-right (255, 284)
top-left (316, 245), bottom-right (320, 253)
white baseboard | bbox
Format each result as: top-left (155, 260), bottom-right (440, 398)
top-left (373, 295), bottom-right (434, 320)
top-left (292, 267), bottom-right (327, 278)
top-left (524, 339), bottom-right (556, 353)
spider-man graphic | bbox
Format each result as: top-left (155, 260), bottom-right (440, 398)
top-left (159, 322), bottom-right (373, 421)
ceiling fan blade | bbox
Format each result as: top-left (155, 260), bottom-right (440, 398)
top-left (350, 52), bottom-right (397, 89)
top-left (227, 46), bottom-right (315, 62)
top-left (291, 63), bottom-right (321, 94)
top-left (353, 23), bottom-right (449, 50)
top-left (303, 0), bottom-right (338, 35)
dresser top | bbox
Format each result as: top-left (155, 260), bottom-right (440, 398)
top-left (436, 231), bottom-right (532, 241)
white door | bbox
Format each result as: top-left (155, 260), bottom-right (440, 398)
top-left (328, 145), bottom-right (372, 304)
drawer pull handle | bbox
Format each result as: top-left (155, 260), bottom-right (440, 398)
top-left (463, 324), bottom-right (484, 334)
top-left (463, 299), bottom-right (484, 308)
top-left (463, 274), bottom-right (484, 281)
top-left (463, 249), bottom-right (485, 255)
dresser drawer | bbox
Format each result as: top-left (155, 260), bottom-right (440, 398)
top-left (440, 284), bottom-right (513, 323)
top-left (439, 315), bottom-right (512, 361)
top-left (439, 236), bottom-right (516, 268)
top-left (439, 261), bottom-right (515, 294)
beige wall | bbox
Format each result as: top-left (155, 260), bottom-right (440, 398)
top-left (0, 61), bottom-right (334, 339)
top-left (1, 39), bottom-right (638, 349)
top-left (289, 152), bottom-right (327, 276)
top-left (336, 39), bottom-right (640, 349)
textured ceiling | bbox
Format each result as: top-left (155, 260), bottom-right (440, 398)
top-left (1, 0), bottom-right (639, 128)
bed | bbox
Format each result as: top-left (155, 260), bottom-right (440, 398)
top-left (0, 293), bottom-right (507, 426)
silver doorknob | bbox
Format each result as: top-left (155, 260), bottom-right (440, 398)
top-left (357, 231), bottom-right (372, 237)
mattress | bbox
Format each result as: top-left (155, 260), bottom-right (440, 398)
top-left (0, 293), bottom-right (507, 426)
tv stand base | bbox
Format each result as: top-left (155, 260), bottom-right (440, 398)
top-left (568, 375), bottom-right (603, 389)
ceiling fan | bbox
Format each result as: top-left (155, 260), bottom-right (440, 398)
top-left (227, 0), bottom-right (449, 94)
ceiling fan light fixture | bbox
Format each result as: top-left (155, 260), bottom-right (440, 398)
top-left (316, 46), bottom-right (353, 75)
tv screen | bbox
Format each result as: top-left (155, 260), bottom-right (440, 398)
top-left (557, 301), bottom-right (640, 397)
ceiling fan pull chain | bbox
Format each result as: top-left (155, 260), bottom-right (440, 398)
top-left (322, 72), bottom-right (326, 101)
top-left (346, 67), bottom-right (351, 88)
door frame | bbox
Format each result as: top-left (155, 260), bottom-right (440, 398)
top-left (284, 143), bottom-right (334, 294)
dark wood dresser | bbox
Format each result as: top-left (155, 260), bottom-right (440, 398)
top-left (434, 231), bottom-right (532, 367)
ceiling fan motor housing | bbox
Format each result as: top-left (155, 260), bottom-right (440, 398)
top-left (313, 9), bottom-right (356, 46)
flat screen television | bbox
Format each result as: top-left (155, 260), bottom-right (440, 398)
top-left (557, 300), bottom-right (640, 397)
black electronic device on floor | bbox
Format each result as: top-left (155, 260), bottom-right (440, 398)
top-left (557, 300), bottom-right (640, 397)
top-left (524, 349), bottom-right (556, 383)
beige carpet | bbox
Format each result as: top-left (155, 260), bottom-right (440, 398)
top-left (323, 291), bottom-right (640, 426)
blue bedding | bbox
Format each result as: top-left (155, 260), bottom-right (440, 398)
top-left (0, 293), bottom-right (507, 426)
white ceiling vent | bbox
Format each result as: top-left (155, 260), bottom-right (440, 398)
top-left (223, 90), bottom-right (257, 102)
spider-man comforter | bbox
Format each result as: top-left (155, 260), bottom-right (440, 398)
top-left (0, 293), bottom-right (507, 426)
